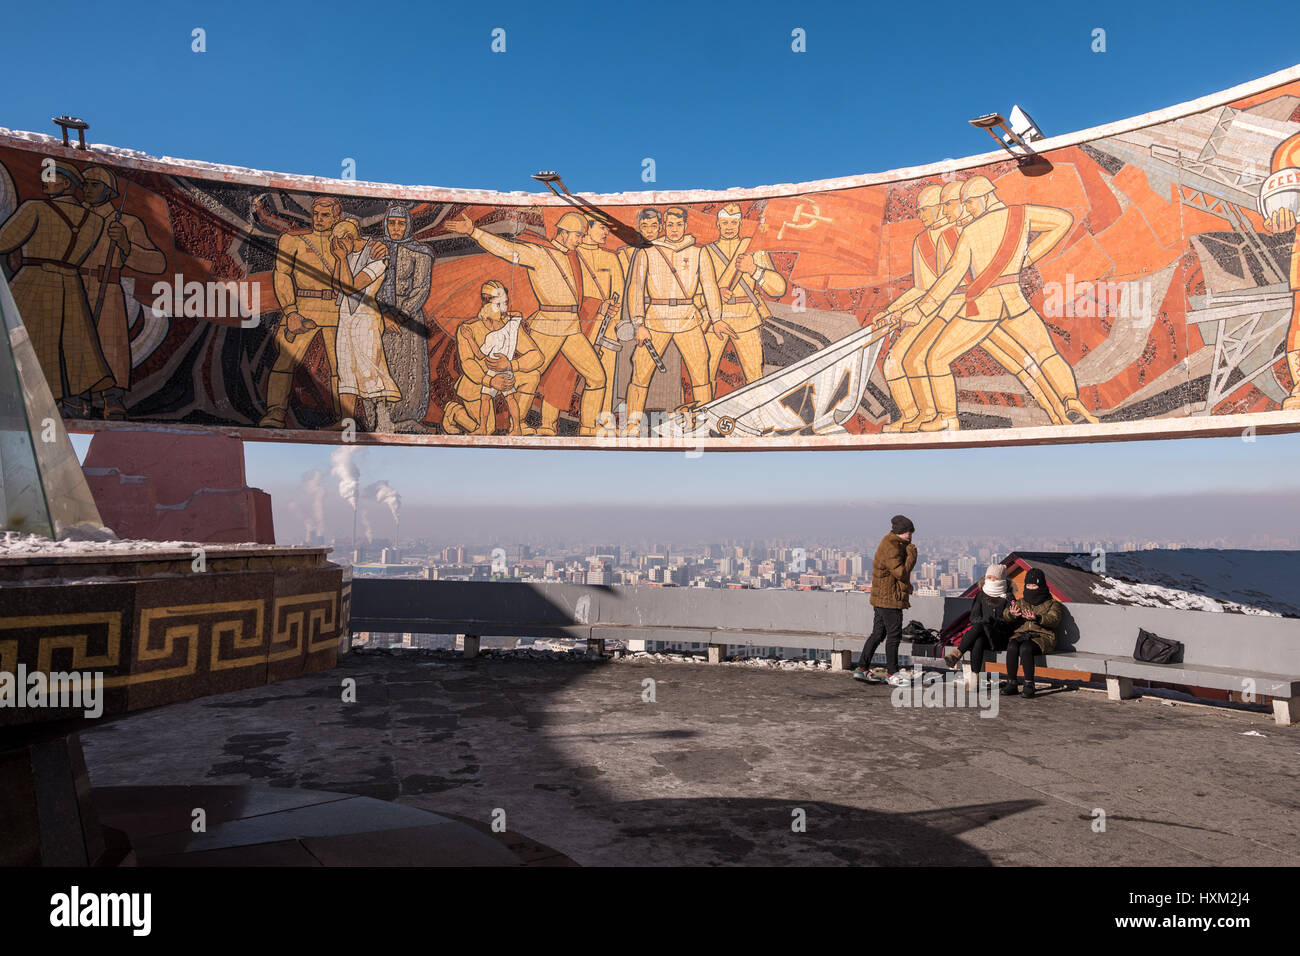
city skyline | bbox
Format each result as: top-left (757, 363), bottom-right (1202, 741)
top-left (321, 510), bottom-right (1298, 553)
top-left (270, 488), bottom-right (1300, 551)
top-left (343, 531), bottom-right (1298, 613)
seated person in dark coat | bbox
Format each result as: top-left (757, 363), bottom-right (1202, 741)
top-left (945, 563), bottom-right (1013, 673)
top-left (1000, 567), bottom-right (1064, 699)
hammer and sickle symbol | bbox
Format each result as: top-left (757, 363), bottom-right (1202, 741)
top-left (777, 201), bottom-right (832, 240)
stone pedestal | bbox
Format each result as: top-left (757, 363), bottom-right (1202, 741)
top-left (1107, 676), bottom-right (1137, 701)
top-left (83, 429), bottom-right (274, 543)
top-left (0, 544), bottom-right (345, 865)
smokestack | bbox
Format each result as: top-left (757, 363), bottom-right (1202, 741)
top-left (300, 469), bottom-right (326, 541)
top-left (330, 446), bottom-right (363, 557)
top-left (364, 480), bottom-right (402, 549)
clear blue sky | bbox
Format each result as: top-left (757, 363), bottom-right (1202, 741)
top-left (11, 0), bottom-right (1300, 526)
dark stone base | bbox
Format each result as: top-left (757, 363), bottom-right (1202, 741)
top-left (0, 732), bottom-right (129, 866)
top-left (0, 546), bottom-right (346, 730)
top-left (0, 546), bottom-right (347, 865)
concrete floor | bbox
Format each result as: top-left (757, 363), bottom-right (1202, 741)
top-left (80, 651), bottom-right (1300, 866)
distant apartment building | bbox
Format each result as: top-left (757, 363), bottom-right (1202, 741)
top-left (630, 638), bottom-right (831, 661)
top-left (355, 632), bottom-right (465, 650)
top-left (957, 555), bottom-right (977, 584)
top-left (587, 557), bottom-right (614, 586)
top-left (837, 554), bottom-right (865, 578)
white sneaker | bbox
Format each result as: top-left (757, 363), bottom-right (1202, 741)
top-left (886, 672), bottom-right (913, 688)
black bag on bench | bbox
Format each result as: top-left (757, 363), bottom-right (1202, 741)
top-left (1134, 628), bottom-right (1183, 665)
top-left (904, 620), bottom-right (941, 658)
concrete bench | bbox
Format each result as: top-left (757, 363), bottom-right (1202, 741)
top-left (940, 598), bottom-right (1300, 726)
top-left (1101, 660), bottom-right (1299, 725)
top-left (352, 581), bottom-right (1300, 725)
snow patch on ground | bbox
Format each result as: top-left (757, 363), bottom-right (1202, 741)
top-left (0, 532), bottom-right (262, 556)
top-left (352, 644), bottom-right (834, 669)
top-left (1063, 550), bottom-right (1298, 616)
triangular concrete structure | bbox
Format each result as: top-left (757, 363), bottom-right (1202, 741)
top-left (0, 270), bottom-right (107, 538)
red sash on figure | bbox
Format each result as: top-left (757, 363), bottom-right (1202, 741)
top-left (964, 206), bottom-right (1025, 318)
top-left (940, 226), bottom-right (961, 255)
top-left (916, 230), bottom-right (939, 278)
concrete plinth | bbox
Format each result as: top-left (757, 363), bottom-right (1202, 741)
top-left (83, 429), bottom-right (274, 543)
top-left (0, 545), bottom-right (344, 727)
top-left (1107, 677), bottom-right (1137, 701)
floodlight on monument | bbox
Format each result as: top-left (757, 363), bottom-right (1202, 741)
top-left (531, 170), bottom-right (569, 197)
top-left (1009, 105), bottom-right (1045, 143)
top-left (52, 116), bottom-right (89, 150)
top-left (529, 169), bottom-right (635, 244)
top-left (969, 109), bottom-right (1041, 161)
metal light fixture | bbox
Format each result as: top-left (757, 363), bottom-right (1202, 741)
top-left (970, 105), bottom-right (1045, 161)
top-left (53, 116), bottom-right (89, 150)
top-left (529, 169), bottom-right (639, 245)
top-left (531, 170), bottom-right (567, 194)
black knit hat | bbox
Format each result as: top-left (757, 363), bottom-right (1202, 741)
top-left (891, 514), bottom-right (915, 535)
top-left (1025, 568), bottom-right (1047, 589)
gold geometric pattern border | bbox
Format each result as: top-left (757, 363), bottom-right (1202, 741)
top-left (1, 581), bottom-right (343, 698)
top-left (270, 591), bottom-right (338, 661)
top-left (127, 600), bottom-right (266, 686)
top-left (0, 612), bottom-right (125, 674)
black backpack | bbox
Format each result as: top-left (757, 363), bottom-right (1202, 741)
top-left (903, 620), bottom-right (938, 645)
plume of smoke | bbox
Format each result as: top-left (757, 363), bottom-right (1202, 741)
top-left (365, 481), bottom-right (402, 523)
top-left (302, 469), bottom-right (325, 537)
top-left (330, 447), bottom-right (362, 510)
top-left (360, 509), bottom-right (373, 544)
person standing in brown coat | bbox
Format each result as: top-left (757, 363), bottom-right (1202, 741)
top-left (854, 515), bottom-right (918, 686)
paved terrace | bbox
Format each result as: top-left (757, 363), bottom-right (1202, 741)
top-left (80, 651), bottom-right (1300, 866)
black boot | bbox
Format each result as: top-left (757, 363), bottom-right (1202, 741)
top-left (102, 387), bottom-right (129, 420)
top-left (1000, 680), bottom-right (1019, 696)
top-left (1022, 681), bottom-right (1036, 699)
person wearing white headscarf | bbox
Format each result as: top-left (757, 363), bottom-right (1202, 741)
top-left (945, 563), bottom-right (1011, 672)
top-left (375, 204), bottom-right (434, 431)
